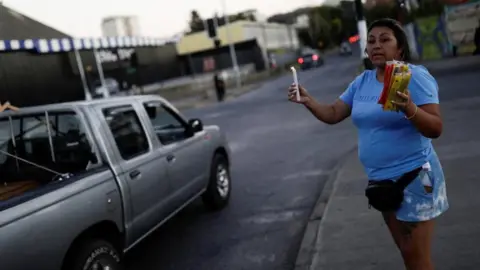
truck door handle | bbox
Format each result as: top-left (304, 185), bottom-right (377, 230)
top-left (129, 170), bottom-right (141, 179)
top-left (166, 154), bottom-right (176, 163)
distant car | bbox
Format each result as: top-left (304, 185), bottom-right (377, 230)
top-left (297, 52), bottom-right (324, 70)
top-left (339, 41), bottom-right (352, 56)
top-left (92, 78), bottom-right (121, 98)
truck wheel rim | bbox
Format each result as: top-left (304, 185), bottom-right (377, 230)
top-left (216, 164), bottom-right (229, 198)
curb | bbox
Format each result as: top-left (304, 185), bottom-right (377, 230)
top-left (418, 56), bottom-right (480, 77)
top-left (294, 145), bottom-right (358, 270)
top-left (426, 63), bottom-right (480, 77)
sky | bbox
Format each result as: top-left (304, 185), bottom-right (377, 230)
top-left (4, 0), bottom-right (322, 39)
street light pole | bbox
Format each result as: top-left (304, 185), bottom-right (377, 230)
top-left (354, 0), bottom-right (373, 70)
top-left (93, 48), bottom-right (109, 98)
top-left (220, 0), bottom-right (241, 89)
top-left (73, 49), bottom-right (92, 101)
top-left (261, 22), bottom-right (271, 73)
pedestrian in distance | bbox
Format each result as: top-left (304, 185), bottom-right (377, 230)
top-left (213, 73), bottom-right (226, 102)
top-left (287, 18), bottom-right (448, 270)
top-left (473, 19), bottom-right (480, 55)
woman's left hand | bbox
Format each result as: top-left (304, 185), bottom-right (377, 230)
top-left (391, 89), bottom-right (414, 112)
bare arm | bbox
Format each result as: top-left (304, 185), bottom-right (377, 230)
top-left (304, 97), bottom-right (352, 125)
top-left (393, 90), bottom-right (443, 139)
top-left (288, 84), bottom-right (352, 125)
top-left (405, 103), bottom-right (442, 138)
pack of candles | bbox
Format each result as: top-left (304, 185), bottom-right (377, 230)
top-left (378, 61), bottom-right (412, 112)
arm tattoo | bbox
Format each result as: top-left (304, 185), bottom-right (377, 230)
top-left (399, 221), bottom-right (418, 239)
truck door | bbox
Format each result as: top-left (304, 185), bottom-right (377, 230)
top-left (99, 104), bottom-right (171, 244)
top-left (142, 101), bottom-right (208, 209)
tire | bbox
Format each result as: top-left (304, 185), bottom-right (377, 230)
top-left (202, 153), bottom-right (231, 210)
top-left (64, 239), bottom-right (123, 270)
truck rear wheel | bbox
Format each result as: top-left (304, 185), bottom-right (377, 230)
top-left (65, 239), bottom-right (123, 270)
top-left (202, 153), bottom-right (231, 210)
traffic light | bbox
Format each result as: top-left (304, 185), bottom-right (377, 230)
top-left (206, 18), bottom-right (217, 38)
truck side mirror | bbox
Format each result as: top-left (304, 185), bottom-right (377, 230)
top-left (188, 119), bottom-right (203, 133)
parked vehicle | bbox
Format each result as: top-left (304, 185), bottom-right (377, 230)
top-left (297, 50), bottom-right (324, 70)
top-left (0, 95), bottom-right (232, 270)
top-left (339, 41), bottom-right (353, 56)
top-left (92, 78), bottom-right (121, 98)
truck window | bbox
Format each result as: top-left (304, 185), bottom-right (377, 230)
top-left (0, 111), bottom-right (97, 203)
top-left (143, 102), bottom-right (188, 145)
top-left (103, 105), bottom-right (149, 160)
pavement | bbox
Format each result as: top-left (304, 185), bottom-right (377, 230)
top-left (124, 52), bottom-right (361, 270)
top-left (303, 60), bottom-right (480, 270)
top-left (170, 81), bottom-right (265, 111)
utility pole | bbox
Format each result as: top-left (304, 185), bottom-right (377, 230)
top-left (220, 0), bottom-right (241, 88)
top-left (354, 0), bottom-right (374, 70)
top-left (73, 49), bottom-right (92, 100)
top-left (93, 48), bottom-right (109, 98)
top-left (396, 0), bottom-right (409, 24)
top-left (261, 22), bottom-right (271, 72)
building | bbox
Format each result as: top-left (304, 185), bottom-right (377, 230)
top-left (101, 16), bottom-right (141, 37)
top-left (175, 20), bottom-right (300, 75)
top-left (0, 4), bottom-right (181, 107)
top-left (0, 4), bottom-right (81, 107)
top-left (237, 9), bottom-right (269, 22)
top-left (294, 14), bottom-right (310, 29)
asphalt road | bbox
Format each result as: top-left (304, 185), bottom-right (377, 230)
top-left (125, 54), bottom-right (361, 270)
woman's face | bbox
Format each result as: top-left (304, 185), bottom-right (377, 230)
top-left (366, 26), bottom-right (403, 68)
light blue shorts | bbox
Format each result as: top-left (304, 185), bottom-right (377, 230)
top-left (394, 152), bottom-right (449, 222)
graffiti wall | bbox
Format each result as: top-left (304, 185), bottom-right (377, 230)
top-left (414, 16), bottom-right (451, 60)
top-left (444, 0), bottom-right (480, 54)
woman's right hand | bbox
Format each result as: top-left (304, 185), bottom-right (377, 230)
top-left (288, 84), bottom-right (311, 104)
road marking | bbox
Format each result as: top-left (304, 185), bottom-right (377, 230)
top-left (229, 141), bottom-right (248, 153)
top-left (245, 253), bottom-right (276, 264)
top-left (203, 112), bottom-right (224, 119)
top-left (240, 210), bottom-right (304, 225)
top-left (282, 169), bottom-right (331, 181)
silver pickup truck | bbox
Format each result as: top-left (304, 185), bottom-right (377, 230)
top-left (0, 95), bottom-right (232, 270)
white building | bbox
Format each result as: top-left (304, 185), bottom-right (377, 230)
top-left (101, 16), bottom-right (141, 37)
top-left (176, 20), bottom-right (300, 72)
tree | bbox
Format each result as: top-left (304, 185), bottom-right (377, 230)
top-left (189, 10), bottom-right (204, 33)
top-left (309, 10), bottom-right (331, 48)
top-left (308, 6), bottom-right (347, 48)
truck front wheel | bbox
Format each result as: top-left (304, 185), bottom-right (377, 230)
top-left (202, 153), bottom-right (231, 210)
top-left (65, 239), bottom-right (123, 270)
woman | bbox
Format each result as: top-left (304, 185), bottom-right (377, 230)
top-left (288, 18), bottom-right (448, 270)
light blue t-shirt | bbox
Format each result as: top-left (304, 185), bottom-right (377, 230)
top-left (340, 65), bottom-right (439, 180)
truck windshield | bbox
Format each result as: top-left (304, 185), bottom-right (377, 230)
top-left (0, 111), bottom-right (96, 202)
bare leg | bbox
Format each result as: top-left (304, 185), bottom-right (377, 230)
top-left (382, 212), bottom-right (435, 270)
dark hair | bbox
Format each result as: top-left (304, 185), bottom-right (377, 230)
top-left (367, 18), bottom-right (411, 62)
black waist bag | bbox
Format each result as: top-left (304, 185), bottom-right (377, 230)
top-left (365, 167), bottom-right (422, 212)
